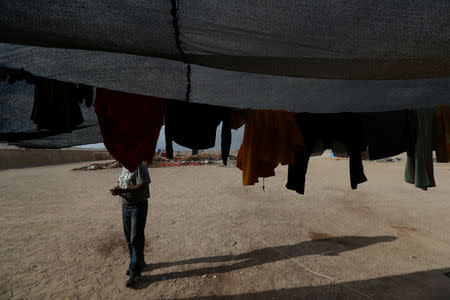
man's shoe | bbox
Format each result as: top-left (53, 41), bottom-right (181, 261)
top-left (125, 275), bottom-right (141, 288)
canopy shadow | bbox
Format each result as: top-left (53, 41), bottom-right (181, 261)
top-left (135, 235), bottom-right (396, 290)
top-left (163, 268), bottom-right (450, 299)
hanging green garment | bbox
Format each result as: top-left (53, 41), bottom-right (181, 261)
top-left (404, 108), bottom-right (436, 190)
top-left (435, 105), bottom-right (450, 163)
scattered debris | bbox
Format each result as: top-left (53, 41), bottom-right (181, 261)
top-left (376, 157), bottom-right (402, 163)
top-left (202, 274), bottom-right (207, 278)
top-left (72, 150), bottom-right (239, 171)
top-left (72, 161), bottom-right (121, 171)
top-left (73, 275), bottom-right (89, 284)
top-left (385, 157), bottom-right (401, 162)
top-left (153, 161), bottom-right (204, 168)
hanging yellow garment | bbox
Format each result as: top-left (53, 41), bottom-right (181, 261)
top-left (435, 105), bottom-right (450, 163)
top-left (237, 110), bottom-right (304, 185)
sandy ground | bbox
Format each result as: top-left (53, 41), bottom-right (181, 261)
top-left (0, 157), bottom-right (450, 299)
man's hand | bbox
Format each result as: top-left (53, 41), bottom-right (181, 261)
top-left (110, 183), bottom-right (148, 196)
top-left (110, 186), bottom-right (125, 196)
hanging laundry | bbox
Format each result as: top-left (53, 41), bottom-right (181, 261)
top-left (164, 101), bottom-right (232, 163)
top-left (361, 110), bottom-right (416, 160)
top-left (293, 121), bottom-right (348, 158)
top-left (435, 105), bottom-right (450, 163)
top-left (1, 67), bottom-right (94, 130)
top-left (0, 67), bottom-right (35, 84)
top-left (286, 113), bottom-right (367, 194)
top-left (229, 109), bottom-right (248, 130)
top-left (221, 109), bottom-right (249, 165)
top-left (221, 116), bottom-right (232, 166)
top-left (404, 108), bottom-right (436, 190)
top-left (286, 150), bottom-right (311, 194)
top-left (237, 110), bottom-right (304, 186)
top-left (94, 88), bottom-right (165, 172)
top-left (75, 84), bottom-right (94, 107)
top-left (31, 78), bottom-right (84, 132)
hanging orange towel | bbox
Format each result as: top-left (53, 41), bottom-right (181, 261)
top-left (435, 105), bottom-right (450, 163)
top-left (237, 110), bottom-right (304, 185)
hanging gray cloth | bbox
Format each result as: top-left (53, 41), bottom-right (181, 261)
top-left (1, 1), bottom-right (450, 149)
top-left (404, 108), bottom-right (436, 190)
top-left (1, 1), bottom-right (450, 79)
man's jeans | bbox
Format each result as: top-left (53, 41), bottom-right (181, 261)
top-left (122, 200), bottom-right (148, 276)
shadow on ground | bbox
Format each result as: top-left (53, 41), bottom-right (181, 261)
top-left (165, 268), bottom-right (450, 299)
top-left (136, 235), bottom-right (398, 291)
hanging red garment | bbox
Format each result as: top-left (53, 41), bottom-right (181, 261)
top-left (94, 88), bottom-right (165, 172)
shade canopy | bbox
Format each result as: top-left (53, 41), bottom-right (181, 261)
top-left (2, 1), bottom-right (450, 79)
top-left (1, 1), bottom-right (450, 148)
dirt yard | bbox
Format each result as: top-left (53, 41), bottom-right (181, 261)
top-left (0, 156), bottom-right (449, 299)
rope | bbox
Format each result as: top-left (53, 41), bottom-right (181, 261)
top-left (170, 0), bottom-right (192, 102)
top-left (203, 204), bottom-right (372, 299)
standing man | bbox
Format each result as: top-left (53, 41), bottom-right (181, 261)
top-left (110, 162), bottom-right (150, 288)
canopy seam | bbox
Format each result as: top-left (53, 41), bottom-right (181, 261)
top-left (170, 0), bottom-right (191, 102)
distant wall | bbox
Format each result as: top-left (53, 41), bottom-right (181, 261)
top-left (0, 149), bottom-right (112, 169)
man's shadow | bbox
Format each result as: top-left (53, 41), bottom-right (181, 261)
top-left (135, 235), bottom-right (396, 289)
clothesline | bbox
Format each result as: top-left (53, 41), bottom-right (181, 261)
top-left (1, 70), bottom-right (449, 194)
top-left (93, 88), bottom-right (449, 193)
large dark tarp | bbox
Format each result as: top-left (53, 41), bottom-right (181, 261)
top-left (2, 1), bottom-right (450, 79)
top-left (1, 1), bottom-right (450, 148)
top-left (1, 44), bottom-right (449, 113)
